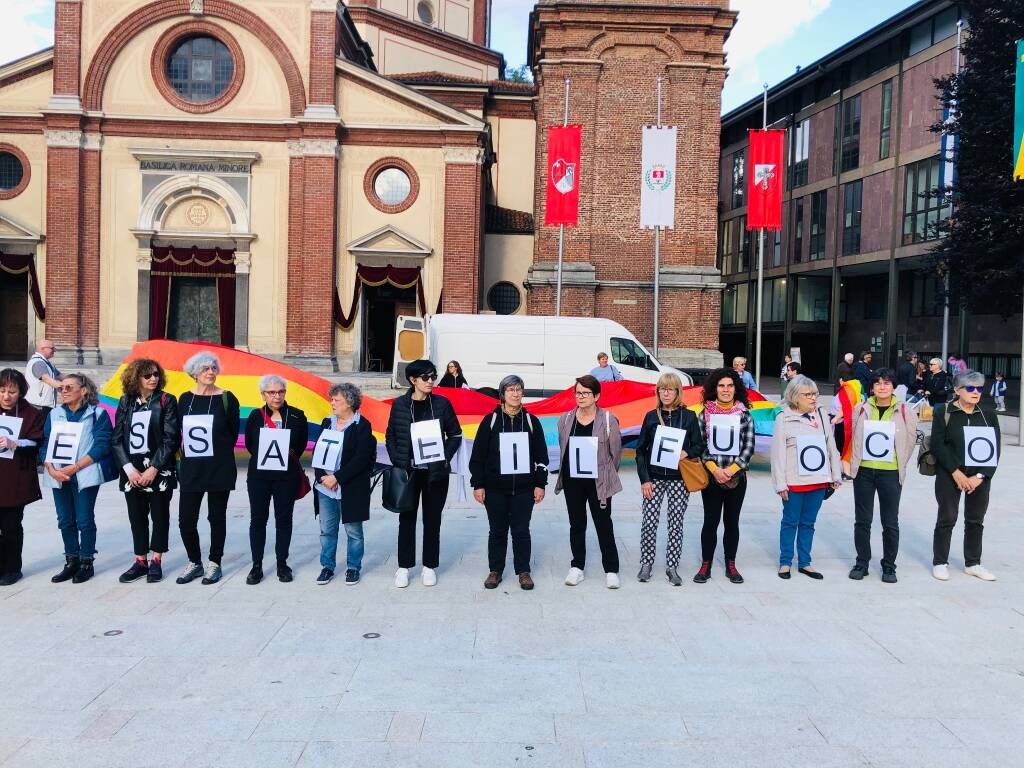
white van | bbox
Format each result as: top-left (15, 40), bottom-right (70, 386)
top-left (392, 314), bottom-right (691, 393)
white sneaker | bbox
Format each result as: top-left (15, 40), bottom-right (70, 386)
top-left (606, 572), bottom-right (621, 589)
top-left (964, 564), bottom-right (996, 581)
top-left (932, 564), bottom-right (950, 581)
top-left (421, 567), bottom-right (437, 587)
top-left (565, 567), bottom-right (585, 586)
top-left (394, 568), bottom-right (410, 588)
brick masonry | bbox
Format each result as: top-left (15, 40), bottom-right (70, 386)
top-left (441, 158), bottom-right (484, 313)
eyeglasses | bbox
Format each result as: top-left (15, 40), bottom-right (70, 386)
top-left (961, 385), bottom-right (984, 393)
top-left (504, 387), bottom-right (523, 395)
top-left (59, 385), bottom-right (78, 392)
top-left (574, 390), bottom-right (594, 398)
top-left (799, 392), bottom-right (818, 398)
top-left (263, 389), bottom-right (286, 396)
top-left (658, 387), bottom-right (677, 393)
top-left (142, 372), bottom-right (159, 380)
top-left (200, 365), bottom-right (218, 373)
top-left (417, 374), bottom-right (437, 382)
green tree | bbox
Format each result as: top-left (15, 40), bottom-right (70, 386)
top-left (504, 64), bottom-right (534, 84)
top-left (930, 0), bottom-right (1024, 315)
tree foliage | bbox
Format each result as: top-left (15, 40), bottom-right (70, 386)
top-left (504, 64), bottom-right (534, 84)
top-left (930, 0), bottom-right (1024, 316)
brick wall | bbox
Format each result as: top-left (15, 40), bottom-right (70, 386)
top-left (442, 158), bottom-right (483, 313)
top-left (308, 9), bottom-right (337, 108)
top-left (44, 143), bottom-right (82, 347)
top-left (80, 145), bottom-right (101, 349)
top-left (53, 0), bottom-right (81, 97)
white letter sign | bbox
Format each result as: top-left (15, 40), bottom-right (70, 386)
top-left (129, 411), bottom-right (152, 455)
top-left (181, 415), bottom-right (214, 458)
top-left (650, 425), bottom-right (686, 470)
top-left (312, 428), bottom-right (344, 471)
top-left (796, 434), bottom-right (829, 477)
top-left (708, 414), bottom-right (742, 456)
top-left (963, 426), bottom-right (998, 468)
top-left (499, 432), bottom-right (531, 475)
top-left (257, 428), bottom-right (290, 472)
top-left (0, 415), bottom-right (23, 460)
top-left (410, 419), bottom-right (445, 465)
top-left (862, 420), bottom-right (895, 463)
top-left (568, 436), bottom-right (598, 478)
top-left (45, 421), bottom-right (83, 466)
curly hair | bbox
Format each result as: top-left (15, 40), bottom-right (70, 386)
top-left (702, 366), bottom-right (750, 407)
top-left (121, 358), bottom-right (166, 399)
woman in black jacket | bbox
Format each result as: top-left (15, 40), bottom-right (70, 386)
top-left (243, 374), bottom-right (307, 585)
top-left (111, 358), bottom-right (180, 584)
top-left (924, 358), bottom-right (952, 406)
top-left (438, 360), bottom-right (469, 389)
top-left (313, 383), bottom-right (377, 586)
top-left (385, 359), bottom-right (462, 588)
top-left (634, 372), bottom-right (704, 586)
top-left (469, 374), bottom-right (548, 591)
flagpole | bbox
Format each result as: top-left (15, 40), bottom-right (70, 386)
top-left (942, 20), bottom-right (963, 367)
top-left (556, 78), bottom-right (570, 316)
top-left (754, 83), bottom-right (767, 392)
top-left (653, 76), bottom-right (663, 358)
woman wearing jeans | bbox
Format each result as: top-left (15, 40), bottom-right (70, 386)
top-left (42, 374), bottom-right (113, 584)
top-left (770, 375), bottom-right (842, 580)
top-left (314, 383), bottom-right (376, 586)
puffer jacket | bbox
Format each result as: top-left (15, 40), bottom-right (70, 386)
top-left (469, 405), bottom-right (548, 495)
top-left (635, 406), bottom-right (704, 483)
top-left (385, 391), bottom-right (462, 482)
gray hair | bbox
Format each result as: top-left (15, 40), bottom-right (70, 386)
top-left (784, 374), bottom-right (818, 409)
top-left (184, 351), bottom-right (221, 379)
top-left (63, 373), bottom-right (99, 406)
top-left (498, 374), bottom-right (525, 402)
top-left (954, 369), bottom-right (984, 390)
top-left (929, 357), bottom-right (944, 369)
top-left (258, 374), bottom-right (287, 393)
top-left (328, 382), bottom-right (362, 411)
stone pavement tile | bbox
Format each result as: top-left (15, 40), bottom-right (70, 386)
top-left (0, 708), bottom-right (124, 741)
top-left (685, 714), bottom-right (828, 746)
top-left (251, 710), bottom-right (393, 742)
top-left (553, 713), bottom-right (687, 744)
top-left (420, 712), bottom-right (556, 743)
top-left (0, 738), bottom-right (28, 766)
top-left (338, 659), bottom-right (586, 714)
top-left (203, 740), bottom-right (307, 768)
top-left (938, 717), bottom-right (1023, 751)
top-left (76, 709), bottom-right (135, 739)
top-left (297, 740), bottom-right (585, 768)
top-left (85, 657), bottom-right (357, 712)
top-left (258, 616), bottom-right (477, 659)
top-left (809, 715), bottom-right (962, 748)
top-left (113, 708), bottom-right (263, 741)
top-left (385, 712), bottom-right (424, 741)
top-left (1, 737), bottom-right (210, 768)
top-left (856, 746), bottom-right (1020, 768)
top-left (583, 743), bottom-right (870, 768)
top-left (0, 656), bottom-right (140, 712)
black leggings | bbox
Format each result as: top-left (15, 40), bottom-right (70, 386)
top-left (699, 475), bottom-right (747, 561)
top-left (125, 491), bottom-right (172, 556)
top-left (0, 506), bottom-right (25, 575)
top-left (563, 479), bottom-right (618, 573)
top-left (178, 490), bottom-right (229, 565)
top-left (397, 471), bottom-right (449, 569)
top-left (248, 474), bottom-right (298, 565)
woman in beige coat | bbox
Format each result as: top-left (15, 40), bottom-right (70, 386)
top-left (770, 375), bottom-right (842, 580)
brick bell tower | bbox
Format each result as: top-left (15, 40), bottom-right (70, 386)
top-left (526, 0), bottom-right (736, 368)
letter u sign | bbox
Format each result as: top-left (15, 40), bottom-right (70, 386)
top-left (708, 414), bottom-right (741, 456)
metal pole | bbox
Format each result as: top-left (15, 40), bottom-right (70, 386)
top-left (754, 83), bottom-right (768, 391)
top-left (555, 78), bottom-right (570, 316)
top-left (653, 76), bottom-right (662, 357)
top-left (941, 21), bottom-right (963, 364)
top-left (1019, 283), bottom-right (1023, 446)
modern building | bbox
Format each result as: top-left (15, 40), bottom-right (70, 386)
top-left (717, 0), bottom-right (1021, 384)
top-left (0, 0), bottom-right (735, 373)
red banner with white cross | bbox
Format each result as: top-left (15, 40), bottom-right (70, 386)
top-left (746, 129), bottom-right (785, 230)
top-left (545, 125), bottom-right (582, 227)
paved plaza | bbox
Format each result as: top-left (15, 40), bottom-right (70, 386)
top-left (1, 445), bottom-right (1023, 768)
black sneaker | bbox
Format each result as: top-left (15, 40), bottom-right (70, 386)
top-left (0, 571), bottom-right (22, 586)
top-left (693, 561), bottom-right (711, 584)
top-left (147, 560), bottom-right (163, 583)
top-left (316, 568), bottom-right (334, 586)
top-left (881, 566), bottom-right (898, 584)
top-left (344, 569), bottom-right (360, 585)
top-left (119, 560), bottom-right (149, 583)
top-left (277, 563), bottom-right (293, 583)
top-left (51, 557), bottom-right (80, 583)
top-left (848, 564), bottom-right (868, 581)
top-left (246, 564), bottom-right (263, 585)
top-left (72, 560), bottom-right (94, 584)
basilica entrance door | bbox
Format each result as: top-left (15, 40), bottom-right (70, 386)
top-left (167, 277), bottom-right (221, 344)
top-left (0, 270), bottom-right (27, 358)
top-left (362, 283), bottom-right (416, 372)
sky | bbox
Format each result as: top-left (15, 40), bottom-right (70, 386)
top-left (4, 0), bottom-right (918, 115)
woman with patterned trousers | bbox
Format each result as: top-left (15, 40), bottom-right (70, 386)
top-left (634, 372), bottom-right (703, 586)
top-left (694, 367), bottom-right (755, 585)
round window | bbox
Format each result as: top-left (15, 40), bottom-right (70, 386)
top-left (417, 1), bottom-right (435, 25)
top-left (165, 35), bottom-right (235, 103)
top-left (0, 151), bottom-right (24, 192)
top-left (374, 168), bottom-right (412, 207)
top-left (487, 282), bottom-right (522, 315)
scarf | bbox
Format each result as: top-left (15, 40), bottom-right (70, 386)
top-left (702, 398), bottom-right (746, 430)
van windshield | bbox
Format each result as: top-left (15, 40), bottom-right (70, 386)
top-left (610, 337), bottom-right (658, 371)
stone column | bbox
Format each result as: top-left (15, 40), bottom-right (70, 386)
top-left (306, 0), bottom-right (340, 119)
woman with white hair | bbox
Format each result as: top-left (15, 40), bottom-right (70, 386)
top-left (243, 374), bottom-right (308, 585)
top-left (930, 370), bottom-right (1000, 582)
top-left (176, 351), bottom-right (240, 586)
top-left (468, 374), bottom-right (549, 591)
top-left (924, 358), bottom-right (952, 406)
top-left (770, 375), bottom-right (842, 580)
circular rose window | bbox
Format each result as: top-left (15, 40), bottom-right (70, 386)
top-left (0, 144), bottom-right (29, 200)
top-left (374, 168), bottom-right (412, 207)
top-left (152, 22), bottom-right (244, 114)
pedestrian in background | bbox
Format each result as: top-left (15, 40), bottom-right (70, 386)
top-left (24, 339), bottom-right (61, 419)
top-left (924, 358), bottom-right (951, 406)
top-left (733, 357), bottom-right (756, 391)
top-left (990, 372), bottom-right (1007, 412)
top-left (590, 352), bottom-right (623, 383)
top-left (438, 360), bottom-right (469, 389)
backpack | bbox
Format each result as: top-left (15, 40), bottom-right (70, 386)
top-left (917, 406), bottom-right (950, 476)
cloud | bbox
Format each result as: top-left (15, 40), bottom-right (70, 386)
top-left (489, 0), bottom-right (536, 67)
top-left (725, 0), bottom-right (831, 90)
top-left (0, 0), bottom-right (53, 65)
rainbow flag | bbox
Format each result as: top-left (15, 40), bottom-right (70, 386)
top-left (100, 341), bottom-right (778, 462)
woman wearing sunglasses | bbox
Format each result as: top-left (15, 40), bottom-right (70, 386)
top-left (111, 359), bottom-right (180, 584)
top-left (929, 370), bottom-right (1000, 582)
top-left (385, 359), bottom-right (463, 588)
top-left (42, 373), bottom-right (113, 584)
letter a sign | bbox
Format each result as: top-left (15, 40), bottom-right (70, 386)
top-left (257, 428), bottom-right (290, 472)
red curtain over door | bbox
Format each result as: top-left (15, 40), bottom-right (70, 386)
top-left (150, 246), bottom-right (235, 347)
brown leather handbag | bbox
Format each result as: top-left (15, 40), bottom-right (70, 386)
top-left (656, 409), bottom-right (709, 492)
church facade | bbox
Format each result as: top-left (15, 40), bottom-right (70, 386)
top-left (0, 0), bottom-right (734, 372)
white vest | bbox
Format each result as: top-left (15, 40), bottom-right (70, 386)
top-left (25, 353), bottom-right (58, 409)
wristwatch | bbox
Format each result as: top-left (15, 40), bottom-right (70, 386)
top-left (975, 473), bottom-right (985, 480)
